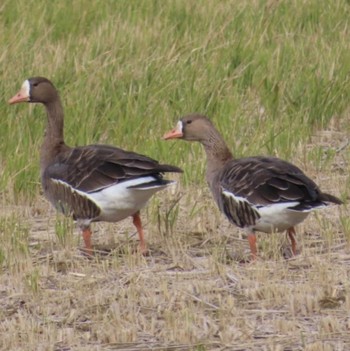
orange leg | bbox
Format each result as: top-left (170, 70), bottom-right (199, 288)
top-left (132, 212), bottom-right (147, 254)
top-left (82, 227), bottom-right (93, 255)
top-left (247, 233), bottom-right (257, 260)
top-left (287, 227), bottom-right (297, 256)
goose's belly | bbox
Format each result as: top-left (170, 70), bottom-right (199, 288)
top-left (252, 204), bottom-right (310, 233)
top-left (88, 177), bottom-right (169, 222)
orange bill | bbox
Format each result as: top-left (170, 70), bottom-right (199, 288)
top-left (8, 80), bottom-right (30, 104)
top-left (163, 121), bottom-right (183, 140)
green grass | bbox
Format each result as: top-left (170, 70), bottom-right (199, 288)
top-left (0, 0), bottom-right (349, 202)
top-left (0, 1), bottom-right (350, 350)
top-left (0, 214), bottom-right (29, 269)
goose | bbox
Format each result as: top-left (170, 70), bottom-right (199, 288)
top-left (164, 114), bottom-right (342, 259)
top-left (9, 77), bottom-right (182, 254)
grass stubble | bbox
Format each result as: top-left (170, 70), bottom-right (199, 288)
top-left (0, 0), bottom-right (350, 350)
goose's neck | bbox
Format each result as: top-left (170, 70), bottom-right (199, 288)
top-left (201, 128), bottom-right (233, 181)
top-left (40, 98), bottom-right (66, 171)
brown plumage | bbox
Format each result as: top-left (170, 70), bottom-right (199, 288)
top-left (164, 114), bottom-right (342, 259)
top-left (9, 77), bottom-right (182, 254)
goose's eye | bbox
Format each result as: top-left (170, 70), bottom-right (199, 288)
top-left (32, 82), bottom-right (38, 87)
top-left (186, 120), bottom-right (192, 124)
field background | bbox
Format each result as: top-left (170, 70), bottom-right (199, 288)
top-left (0, 0), bottom-right (350, 350)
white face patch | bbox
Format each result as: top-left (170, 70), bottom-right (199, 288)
top-left (176, 120), bottom-right (183, 133)
top-left (21, 79), bottom-right (30, 96)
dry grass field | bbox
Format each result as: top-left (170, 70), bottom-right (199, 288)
top-left (3, 127), bottom-right (350, 351)
top-left (1, 0), bottom-right (350, 350)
